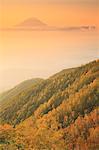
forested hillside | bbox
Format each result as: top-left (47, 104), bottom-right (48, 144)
top-left (0, 60), bottom-right (99, 150)
top-left (0, 78), bottom-right (43, 103)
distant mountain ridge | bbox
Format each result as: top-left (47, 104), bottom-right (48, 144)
top-left (0, 17), bottom-right (96, 31)
top-left (15, 17), bottom-right (47, 28)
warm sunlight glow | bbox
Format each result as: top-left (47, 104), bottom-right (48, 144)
top-left (0, 0), bottom-right (99, 28)
top-left (0, 0), bottom-right (98, 91)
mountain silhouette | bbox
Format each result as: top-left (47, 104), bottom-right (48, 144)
top-left (15, 17), bottom-right (47, 28)
top-left (0, 17), bottom-right (96, 31)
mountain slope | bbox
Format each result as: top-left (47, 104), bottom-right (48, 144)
top-left (0, 78), bottom-right (43, 103)
top-left (0, 78), bottom-right (43, 123)
top-left (0, 60), bottom-right (99, 150)
top-left (0, 60), bottom-right (99, 126)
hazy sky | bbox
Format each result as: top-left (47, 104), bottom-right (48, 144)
top-left (0, 0), bottom-right (99, 28)
top-left (0, 0), bottom-right (98, 92)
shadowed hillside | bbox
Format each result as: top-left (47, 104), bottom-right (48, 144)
top-left (0, 78), bottom-right (43, 103)
top-left (0, 60), bottom-right (99, 150)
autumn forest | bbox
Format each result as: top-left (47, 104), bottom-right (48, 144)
top-left (0, 60), bottom-right (99, 150)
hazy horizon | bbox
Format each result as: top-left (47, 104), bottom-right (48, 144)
top-left (0, 56), bottom-right (98, 93)
top-left (0, 58), bottom-right (98, 93)
top-left (0, 0), bottom-right (99, 92)
top-left (0, 0), bottom-right (98, 28)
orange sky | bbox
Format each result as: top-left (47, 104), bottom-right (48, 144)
top-left (0, 0), bottom-right (98, 92)
top-left (0, 0), bottom-right (99, 28)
